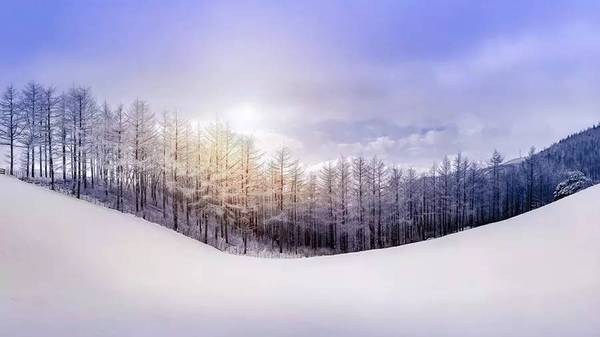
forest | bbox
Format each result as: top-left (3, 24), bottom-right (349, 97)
top-left (1, 82), bottom-right (599, 256)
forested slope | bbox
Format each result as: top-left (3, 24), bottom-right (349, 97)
top-left (535, 123), bottom-right (600, 180)
top-left (1, 82), bottom-right (599, 256)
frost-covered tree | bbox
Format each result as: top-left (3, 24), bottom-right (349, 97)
top-left (66, 86), bottom-right (95, 198)
top-left (127, 99), bottom-right (155, 215)
top-left (489, 150), bottom-right (504, 221)
top-left (319, 161), bottom-right (337, 250)
top-left (20, 82), bottom-right (43, 178)
top-left (553, 171), bottom-right (592, 201)
top-left (0, 85), bottom-right (24, 175)
top-left (352, 156), bottom-right (368, 250)
top-left (41, 87), bottom-right (58, 189)
top-left (335, 156), bottom-right (350, 251)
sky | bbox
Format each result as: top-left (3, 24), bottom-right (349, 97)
top-left (1, 0), bottom-right (599, 169)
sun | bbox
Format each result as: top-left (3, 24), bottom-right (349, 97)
top-left (227, 103), bottom-right (261, 132)
top-left (234, 104), bottom-right (258, 122)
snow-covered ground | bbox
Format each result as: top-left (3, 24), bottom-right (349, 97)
top-left (1, 175), bottom-right (599, 337)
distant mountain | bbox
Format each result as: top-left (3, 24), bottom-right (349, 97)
top-left (502, 157), bottom-right (526, 166)
top-left (501, 124), bottom-right (600, 180)
top-left (535, 123), bottom-right (600, 181)
top-left (477, 123), bottom-right (599, 215)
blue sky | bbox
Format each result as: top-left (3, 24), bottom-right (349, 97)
top-left (1, 0), bottom-right (599, 167)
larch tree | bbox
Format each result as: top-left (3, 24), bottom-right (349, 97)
top-left (336, 156), bottom-right (350, 252)
top-left (0, 85), bottom-right (24, 175)
top-left (352, 156), bottom-right (367, 250)
top-left (319, 161), bottom-right (337, 250)
top-left (42, 86), bottom-right (58, 189)
top-left (489, 150), bottom-right (504, 221)
top-left (21, 82), bottom-right (43, 178)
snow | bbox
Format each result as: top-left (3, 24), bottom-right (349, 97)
top-left (502, 156), bottom-right (526, 166)
top-left (1, 175), bottom-right (599, 337)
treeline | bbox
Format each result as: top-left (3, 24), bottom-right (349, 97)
top-left (0, 82), bottom-right (596, 256)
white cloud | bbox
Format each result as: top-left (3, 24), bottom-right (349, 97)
top-left (252, 130), bottom-right (304, 157)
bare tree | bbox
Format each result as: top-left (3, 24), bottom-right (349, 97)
top-left (21, 82), bottom-right (43, 178)
top-left (0, 85), bottom-right (24, 175)
top-left (42, 87), bottom-right (58, 189)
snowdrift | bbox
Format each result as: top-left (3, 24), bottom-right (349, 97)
top-left (1, 175), bottom-right (599, 337)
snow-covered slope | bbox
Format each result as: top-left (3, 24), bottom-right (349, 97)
top-left (1, 175), bottom-right (599, 337)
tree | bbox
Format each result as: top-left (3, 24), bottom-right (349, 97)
top-left (336, 156), bottom-right (350, 252)
top-left (366, 156), bottom-right (386, 248)
top-left (319, 161), bottom-right (337, 250)
top-left (524, 146), bottom-right (537, 210)
top-left (306, 172), bottom-right (319, 251)
top-left (388, 166), bottom-right (402, 245)
top-left (289, 159), bottom-right (304, 253)
top-left (489, 150), bottom-right (504, 221)
top-left (267, 147), bottom-right (295, 252)
top-left (171, 112), bottom-right (183, 232)
top-left (57, 93), bottom-right (69, 182)
top-left (113, 104), bottom-right (126, 211)
top-left (98, 102), bottom-right (114, 196)
top-left (67, 86), bottom-right (95, 198)
top-left (438, 156), bottom-right (451, 235)
top-left (158, 111), bottom-right (172, 220)
top-left (352, 156), bottom-right (367, 250)
top-left (42, 87), bottom-right (58, 189)
top-left (237, 135), bottom-right (262, 254)
top-left (553, 170), bottom-right (592, 200)
top-left (403, 167), bottom-right (418, 243)
top-left (127, 98), bottom-right (155, 216)
top-left (429, 163), bottom-right (438, 236)
top-left (0, 85), bottom-right (24, 175)
top-left (21, 82), bottom-right (43, 178)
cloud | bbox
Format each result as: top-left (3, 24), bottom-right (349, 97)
top-left (1, 2), bottom-right (600, 169)
top-left (252, 131), bottom-right (304, 157)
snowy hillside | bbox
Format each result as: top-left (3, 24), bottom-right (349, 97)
top-left (1, 175), bottom-right (599, 337)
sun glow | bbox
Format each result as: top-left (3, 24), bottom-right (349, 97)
top-left (227, 103), bottom-right (262, 133)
